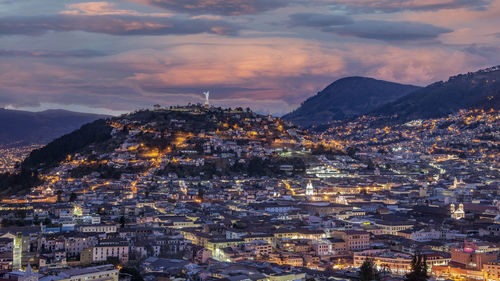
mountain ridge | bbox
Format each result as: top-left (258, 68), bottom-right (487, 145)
top-left (0, 108), bottom-right (109, 145)
top-left (284, 66), bottom-right (500, 127)
top-left (369, 66), bottom-right (500, 122)
top-left (282, 76), bottom-right (421, 127)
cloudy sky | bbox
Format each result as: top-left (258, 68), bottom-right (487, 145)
top-left (1, 0), bottom-right (499, 116)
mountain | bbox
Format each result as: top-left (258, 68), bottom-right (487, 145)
top-left (0, 108), bottom-right (109, 146)
top-left (282, 77), bottom-right (421, 127)
top-left (371, 66), bottom-right (500, 121)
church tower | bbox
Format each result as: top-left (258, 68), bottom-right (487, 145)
top-left (13, 232), bottom-right (22, 271)
top-left (306, 180), bottom-right (314, 196)
top-left (451, 203), bottom-right (465, 219)
top-left (19, 264), bottom-right (38, 281)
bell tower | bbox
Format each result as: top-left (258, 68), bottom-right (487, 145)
top-left (306, 180), bottom-right (314, 196)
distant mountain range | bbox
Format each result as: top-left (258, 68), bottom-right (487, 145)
top-left (282, 77), bottom-right (420, 127)
top-left (0, 108), bottom-right (109, 146)
top-left (284, 66), bottom-right (500, 127)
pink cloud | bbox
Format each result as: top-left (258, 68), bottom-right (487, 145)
top-left (0, 36), bottom-right (496, 115)
top-left (60, 1), bottom-right (172, 17)
top-left (327, 0), bottom-right (492, 12)
top-left (131, 0), bottom-right (291, 15)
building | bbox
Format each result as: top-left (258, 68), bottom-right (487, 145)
top-left (65, 235), bottom-right (98, 258)
top-left (484, 260), bottom-right (500, 281)
top-left (77, 224), bottom-right (118, 233)
top-left (13, 232), bottom-right (22, 271)
top-left (450, 241), bottom-right (498, 270)
top-left (312, 239), bottom-right (332, 256)
top-left (450, 203), bottom-right (465, 220)
top-left (354, 249), bottom-right (413, 275)
top-left (397, 228), bottom-right (441, 242)
top-left (306, 180), bottom-right (314, 196)
top-left (375, 220), bottom-right (414, 235)
top-left (56, 265), bottom-right (119, 281)
top-left (80, 240), bottom-right (129, 265)
top-left (333, 230), bottom-right (370, 251)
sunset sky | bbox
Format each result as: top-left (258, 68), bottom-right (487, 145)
top-left (1, 0), bottom-right (499, 116)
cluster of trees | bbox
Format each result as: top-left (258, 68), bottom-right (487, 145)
top-left (359, 258), bottom-right (381, 281)
top-left (0, 120), bottom-right (112, 196)
top-left (69, 163), bottom-right (146, 180)
top-left (310, 144), bottom-right (344, 157)
top-left (158, 156), bottom-right (306, 179)
top-left (120, 267), bottom-right (144, 281)
top-left (1, 216), bottom-right (52, 227)
top-left (123, 109), bottom-right (219, 134)
top-left (0, 169), bottom-right (41, 195)
top-left (405, 255), bottom-right (429, 281)
top-left (22, 119), bottom-right (112, 171)
top-left (159, 162), bottom-right (220, 179)
top-left (359, 254), bottom-right (428, 281)
top-left (243, 157), bottom-right (306, 177)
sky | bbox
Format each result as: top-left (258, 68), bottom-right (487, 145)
top-left (0, 0), bottom-right (499, 116)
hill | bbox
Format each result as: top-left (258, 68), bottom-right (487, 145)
top-left (0, 108), bottom-right (109, 146)
top-left (371, 66), bottom-right (500, 122)
top-left (0, 106), bottom-right (309, 195)
top-left (282, 77), bottom-right (420, 127)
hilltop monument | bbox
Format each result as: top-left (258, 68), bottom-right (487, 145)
top-left (203, 91), bottom-right (210, 108)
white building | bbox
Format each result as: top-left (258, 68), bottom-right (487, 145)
top-left (81, 241), bottom-right (129, 265)
top-left (48, 265), bottom-right (119, 281)
top-left (312, 239), bottom-right (332, 256)
top-left (451, 203), bottom-right (465, 220)
top-left (78, 224), bottom-right (118, 233)
top-left (306, 180), bottom-right (314, 196)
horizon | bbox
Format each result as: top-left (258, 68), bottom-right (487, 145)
top-left (1, 0), bottom-right (500, 115)
top-left (3, 100), bottom-right (289, 117)
top-left (3, 64), bottom-right (499, 117)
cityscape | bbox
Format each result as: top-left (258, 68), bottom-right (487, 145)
top-left (0, 1), bottom-right (499, 281)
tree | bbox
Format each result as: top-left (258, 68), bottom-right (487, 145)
top-left (106, 256), bottom-right (120, 266)
top-left (346, 147), bottom-right (357, 157)
top-left (69, 192), bottom-right (77, 202)
top-left (405, 254), bottom-right (428, 281)
top-left (366, 160), bottom-right (376, 170)
top-left (120, 267), bottom-right (144, 281)
top-left (197, 188), bottom-right (204, 201)
top-left (119, 216), bottom-right (127, 228)
top-left (359, 258), bottom-right (380, 281)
